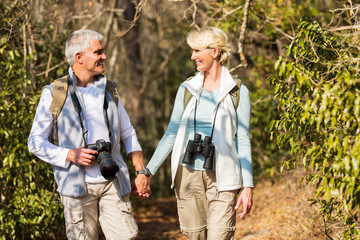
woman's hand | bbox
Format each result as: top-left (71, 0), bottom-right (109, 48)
top-left (131, 175), bottom-right (152, 200)
top-left (235, 187), bottom-right (253, 219)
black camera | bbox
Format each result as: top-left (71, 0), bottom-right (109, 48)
top-left (182, 134), bottom-right (215, 170)
top-left (86, 139), bottom-right (119, 180)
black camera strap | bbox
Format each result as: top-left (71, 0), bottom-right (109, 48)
top-left (210, 104), bottom-right (220, 139)
top-left (68, 77), bottom-right (112, 146)
top-left (103, 99), bottom-right (112, 141)
top-left (68, 77), bottom-right (87, 145)
top-left (193, 99), bottom-right (198, 137)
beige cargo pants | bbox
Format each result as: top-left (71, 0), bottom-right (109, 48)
top-left (175, 165), bottom-right (238, 240)
top-left (61, 180), bottom-right (138, 240)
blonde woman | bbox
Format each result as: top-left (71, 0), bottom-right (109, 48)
top-left (145, 27), bottom-right (253, 240)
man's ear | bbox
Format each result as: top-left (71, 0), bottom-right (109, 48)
top-left (75, 52), bottom-right (83, 64)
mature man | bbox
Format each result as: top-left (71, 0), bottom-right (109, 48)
top-left (28, 29), bottom-right (150, 239)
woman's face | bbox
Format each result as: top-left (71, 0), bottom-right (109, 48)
top-left (190, 48), bottom-right (217, 72)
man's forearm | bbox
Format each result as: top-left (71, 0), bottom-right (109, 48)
top-left (129, 151), bottom-right (145, 170)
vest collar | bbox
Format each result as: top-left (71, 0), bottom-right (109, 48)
top-left (68, 67), bottom-right (107, 90)
top-left (184, 66), bottom-right (236, 103)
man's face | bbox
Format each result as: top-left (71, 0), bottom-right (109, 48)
top-left (80, 38), bottom-right (107, 75)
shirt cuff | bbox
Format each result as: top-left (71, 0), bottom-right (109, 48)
top-left (60, 148), bottom-right (71, 168)
top-left (123, 137), bottom-right (142, 155)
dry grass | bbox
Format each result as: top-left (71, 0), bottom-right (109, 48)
top-left (235, 168), bottom-right (329, 240)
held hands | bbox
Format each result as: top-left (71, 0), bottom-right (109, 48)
top-left (66, 146), bottom-right (97, 166)
top-left (235, 187), bottom-right (253, 219)
top-left (127, 151), bottom-right (151, 200)
top-left (131, 174), bottom-right (152, 200)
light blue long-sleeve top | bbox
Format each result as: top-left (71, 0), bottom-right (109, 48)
top-left (147, 82), bottom-right (253, 188)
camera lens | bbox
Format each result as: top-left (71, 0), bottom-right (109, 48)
top-left (97, 151), bottom-right (119, 180)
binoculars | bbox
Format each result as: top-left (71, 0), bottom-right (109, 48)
top-left (182, 133), bottom-right (215, 170)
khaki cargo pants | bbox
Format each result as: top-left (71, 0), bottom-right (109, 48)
top-left (61, 180), bottom-right (138, 240)
top-left (175, 165), bottom-right (238, 240)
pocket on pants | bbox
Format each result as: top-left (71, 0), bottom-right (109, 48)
top-left (64, 210), bottom-right (85, 240)
top-left (117, 201), bottom-right (138, 238)
top-left (176, 197), bottom-right (207, 232)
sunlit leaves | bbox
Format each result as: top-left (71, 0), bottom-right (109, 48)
top-left (270, 18), bottom-right (360, 238)
top-left (0, 0), bottom-right (66, 239)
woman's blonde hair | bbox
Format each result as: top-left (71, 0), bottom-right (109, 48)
top-left (186, 27), bottom-right (231, 65)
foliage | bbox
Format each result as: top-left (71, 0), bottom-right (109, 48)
top-left (270, 17), bottom-right (360, 238)
top-left (1, 0), bottom-right (359, 239)
top-left (0, 1), bottom-right (68, 239)
top-left (203, 0), bottom-right (336, 180)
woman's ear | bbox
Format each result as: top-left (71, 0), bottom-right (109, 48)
top-left (212, 48), bottom-right (220, 59)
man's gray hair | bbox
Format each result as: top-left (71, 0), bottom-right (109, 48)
top-left (65, 29), bottom-right (104, 66)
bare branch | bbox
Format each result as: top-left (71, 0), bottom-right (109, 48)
top-left (328, 24), bottom-right (360, 32)
top-left (22, 24), bottom-right (27, 71)
top-left (116, 0), bottom-right (148, 38)
top-left (222, 4), bottom-right (243, 19)
top-left (181, 0), bottom-right (200, 29)
top-left (80, 10), bottom-right (104, 30)
top-left (102, 0), bottom-right (118, 47)
top-left (230, 0), bottom-right (251, 72)
top-left (274, 26), bottom-right (295, 40)
top-left (210, 2), bottom-right (244, 23)
top-left (229, 63), bottom-right (248, 73)
top-left (35, 60), bottom-right (68, 77)
top-left (190, 0), bottom-right (199, 29)
top-left (45, 6), bottom-right (59, 78)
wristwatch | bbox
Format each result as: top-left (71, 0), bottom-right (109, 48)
top-left (135, 168), bottom-right (151, 177)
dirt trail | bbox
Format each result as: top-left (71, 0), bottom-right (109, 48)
top-left (134, 169), bottom-right (329, 240)
top-left (134, 198), bottom-right (186, 240)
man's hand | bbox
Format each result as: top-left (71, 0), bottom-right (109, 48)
top-left (131, 174), bottom-right (151, 200)
top-left (235, 187), bottom-right (253, 219)
top-left (128, 151), bottom-right (152, 200)
top-left (66, 146), bottom-right (97, 166)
